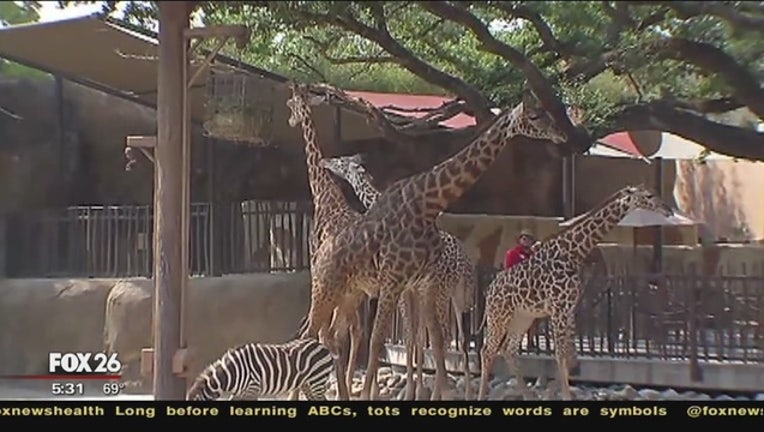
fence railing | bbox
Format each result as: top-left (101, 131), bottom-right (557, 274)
top-left (2, 201), bottom-right (313, 278)
top-left (387, 272), bottom-right (764, 364)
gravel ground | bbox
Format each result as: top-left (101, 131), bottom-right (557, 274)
top-left (326, 367), bottom-right (764, 401)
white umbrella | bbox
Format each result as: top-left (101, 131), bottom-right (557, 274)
top-left (615, 208), bottom-right (699, 227)
top-left (559, 207), bottom-right (700, 228)
top-left (560, 207), bottom-right (701, 273)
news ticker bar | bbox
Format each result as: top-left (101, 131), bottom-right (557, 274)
top-left (0, 401), bottom-right (762, 421)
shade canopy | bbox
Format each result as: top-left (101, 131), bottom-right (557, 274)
top-left (560, 207), bottom-right (699, 228)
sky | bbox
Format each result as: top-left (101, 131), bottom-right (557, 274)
top-left (37, 1), bottom-right (121, 23)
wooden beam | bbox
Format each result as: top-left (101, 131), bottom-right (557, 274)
top-left (153, 1), bottom-right (189, 400)
top-left (126, 135), bottom-right (157, 149)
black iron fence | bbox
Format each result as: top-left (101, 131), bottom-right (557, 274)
top-left (387, 272), bottom-right (764, 364)
top-left (2, 200), bottom-right (313, 278)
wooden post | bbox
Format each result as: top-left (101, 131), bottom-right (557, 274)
top-left (153, 1), bottom-right (190, 400)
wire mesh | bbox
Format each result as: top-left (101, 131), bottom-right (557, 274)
top-left (203, 69), bottom-right (274, 146)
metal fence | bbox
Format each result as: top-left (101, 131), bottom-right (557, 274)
top-left (2, 200), bottom-right (313, 278)
top-left (387, 271), bottom-right (764, 364)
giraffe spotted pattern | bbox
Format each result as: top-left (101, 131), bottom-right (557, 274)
top-left (478, 184), bottom-right (674, 401)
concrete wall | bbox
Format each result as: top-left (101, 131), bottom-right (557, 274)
top-left (437, 213), bottom-right (763, 276)
top-left (0, 271), bottom-right (311, 393)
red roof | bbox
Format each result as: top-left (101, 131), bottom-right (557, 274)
top-left (345, 90), bottom-right (477, 129)
top-left (597, 131), bottom-right (648, 159)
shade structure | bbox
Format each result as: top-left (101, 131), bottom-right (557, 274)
top-left (560, 207), bottom-right (699, 228)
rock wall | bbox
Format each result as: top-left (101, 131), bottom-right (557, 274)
top-left (0, 271), bottom-right (311, 392)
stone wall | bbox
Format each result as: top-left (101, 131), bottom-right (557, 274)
top-left (0, 271), bottom-right (311, 393)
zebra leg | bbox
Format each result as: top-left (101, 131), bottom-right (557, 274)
top-left (302, 384), bottom-right (327, 401)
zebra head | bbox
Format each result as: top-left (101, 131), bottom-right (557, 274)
top-left (186, 359), bottom-right (234, 401)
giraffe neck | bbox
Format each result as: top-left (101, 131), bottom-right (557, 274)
top-left (343, 173), bottom-right (381, 210)
top-left (414, 105), bottom-right (523, 219)
top-left (549, 193), bottom-right (631, 264)
top-left (298, 106), bottom-right (342, 202)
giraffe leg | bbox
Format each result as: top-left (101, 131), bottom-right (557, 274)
top-left (501, 314), bottom-right (535, 397)
top-left (478, 299), bottom-right (510, 400)
top-left (346, 298), bottom-right (366, 395)
top-left (401, 290), bottom-right (418, 400)
top-left (478, 328), bottom-right (504, 401)
top-left (414, 311), bottom-right (426, 400)
top-left (326, 308), bottom-right (352, 401)
top-left (456, 309), bottom-right (472, 401)
top-left (550, 310), bottom-right (577, 401)
top-left (361, 283), bottom-right (400, 401)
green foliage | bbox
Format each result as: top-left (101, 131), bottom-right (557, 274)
top-left (0, 1), bottom-right (50, 80)
top-left (53, 1), bottom-right (764, 141)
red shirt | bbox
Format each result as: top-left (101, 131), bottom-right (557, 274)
top-left (504, 245), bottom-right (531, 269)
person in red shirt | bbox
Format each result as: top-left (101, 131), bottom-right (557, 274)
top-left (504, 229), bottom-right (536, 269)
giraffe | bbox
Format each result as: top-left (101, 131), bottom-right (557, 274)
top-left (287, 82), bottom-right (420, 400)
top-left (477, 184), bottom-right (674, 401)
top-left (303, 88), bottom-right (568, 401)
top-left (319, 153), bottom-right (479, 400)
top-left (285, 81), bottom-right (368, 400)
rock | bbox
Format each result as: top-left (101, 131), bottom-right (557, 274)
top-left (386, 374), bottom-right (401, 388)
top-left (489, 377), bottom-right (505, 387)
top-left (533, 376), bottom-right (548, 388)
top-left (593, 389), bottom-right (610, 401)
top-left (693, 393), bottom-right (712, 401)
top-left (661, 389), bottom-right (681, 400)
top-left (377, 367), bottom-right (393, 378)
top-left (0, 278), bottom-right (117, 377)
top-left (755, 393), bottom-right (764, 401)
top-left (734, 396), bottom-right (749, 401)
top-left (618, 385), bottom-right (639, 400)
top-left (571, 387), bottom-right (588, 400)
top-left (638, 389), bottom-right (662, 400)
top-left (715, 395), bottom-right (734, 401)
top-left (488, 384), bottom-right (506, 401)
top-left (416, 386), bottom-right (432, 400)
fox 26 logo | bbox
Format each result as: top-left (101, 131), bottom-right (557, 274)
top-left (48, 352), bottom-right (122, 375)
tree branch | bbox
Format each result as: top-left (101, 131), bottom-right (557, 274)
top-left (629, 1), bottom-right (764, 34)
top-left (303, 35), bottom-right (395, 65)
top-left (648, 37), bottom-right (764, 119)
top-left (285, 5), bottom-right (495, 123)
top-left (420, 1), bottom-right (579, 143)
top-left (486, 2), bottom-right (586, 59)
top-left (606, 101), bottom-right (764, 161)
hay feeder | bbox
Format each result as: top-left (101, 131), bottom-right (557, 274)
top-left (203, 69), bottom-right (274, 146)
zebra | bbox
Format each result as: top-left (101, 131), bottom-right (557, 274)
top-left (186, 337), bottom-right (335, 401)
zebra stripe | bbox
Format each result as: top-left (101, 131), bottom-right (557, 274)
top-left (186, 337), bottom-right (334, 401)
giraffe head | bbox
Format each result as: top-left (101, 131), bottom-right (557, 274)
top-left (286, 81), bottom-right (327, 127)
top-left (318, 153), bottom-right (380, 200)
top-left (505, 89), bottom-right (568, 144)
top-left (319, 153), bottom-right (367, 182)
top-left (617, 184), bottom-right (674, 217)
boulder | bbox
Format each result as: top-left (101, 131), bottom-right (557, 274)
top-left (102, 271), bottom-right (311, 391)
top-left (0, 278), bottom-right (115, 375)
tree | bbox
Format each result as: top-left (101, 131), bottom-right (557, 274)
top-left (66, 1), bottom-right (764, 160)
top-left (0, 1), bottom-right (46, 119)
